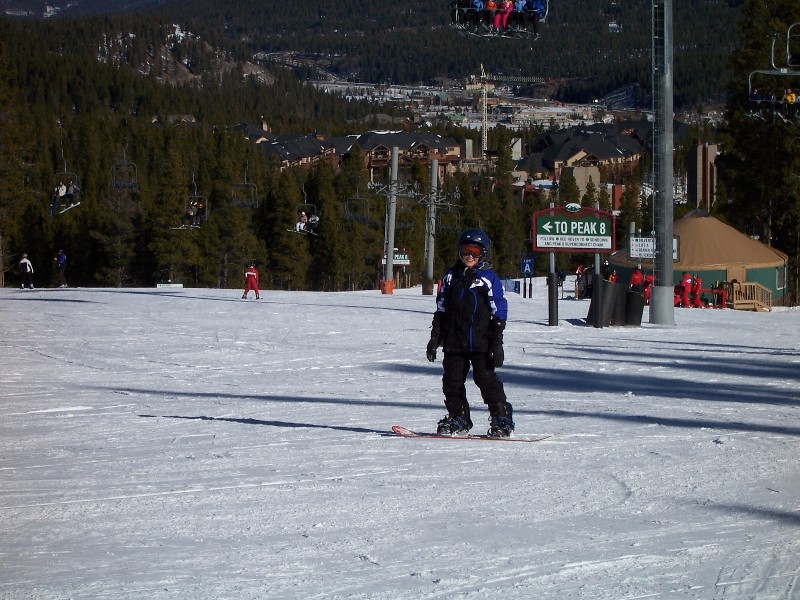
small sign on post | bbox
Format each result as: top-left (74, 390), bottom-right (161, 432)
top-left (520, 257), bottom-right (534, 275)
top-left (519, 256), bottom-right (534, 299)
top-left (381, 251), bottom-right (411, 266)
top-left (628, 234), bottom-right (680, 262)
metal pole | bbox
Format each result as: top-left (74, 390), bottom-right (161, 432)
top-left (649, 0), bottom-right (675, 325)
top-left (592, 201), bottom-right (604, 327)
top-left (381, 147), bottom-right (399, 294)
top-left (423, 159), bottom-right (438, 295)
top-left (0, 227), bottom-right (4, 288)
top-left (547, 202), bottom-right (558, 325)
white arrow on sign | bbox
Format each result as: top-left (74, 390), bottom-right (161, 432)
top-left (542, 221), bottom-right (553, 233)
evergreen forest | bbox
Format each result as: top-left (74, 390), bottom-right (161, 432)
top-left (0, 0), bottom-right (798, 301)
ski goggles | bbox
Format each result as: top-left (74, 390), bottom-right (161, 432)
top-left (459, 243), bottom-right (485, 259)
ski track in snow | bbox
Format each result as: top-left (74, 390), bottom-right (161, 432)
top-left (0, 284), bottom-right (799, 599)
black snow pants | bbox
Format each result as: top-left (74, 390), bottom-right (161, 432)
top-left (441, 351), bottom-right (508, 422)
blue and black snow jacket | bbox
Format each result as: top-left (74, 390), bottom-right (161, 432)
top-left (435, 260), bottom-right (508, 354)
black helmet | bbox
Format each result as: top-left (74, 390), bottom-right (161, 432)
top-left (458, 228), bottom-right (490, 255)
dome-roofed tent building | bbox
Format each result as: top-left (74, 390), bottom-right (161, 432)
top-left (608, 210), bottom-right (789, 309)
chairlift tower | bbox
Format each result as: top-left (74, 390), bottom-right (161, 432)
top-left (367, 147), bottom-right (428, 294)
top-left (420, 160), bottom-right (461, 295)
top-left (477, 64), bottom-right (545, 161)
top-left (649, 0), bottom-right (675, 326)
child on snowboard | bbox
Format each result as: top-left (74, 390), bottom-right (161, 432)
top-left (425, 228), bottom-right (514, 438)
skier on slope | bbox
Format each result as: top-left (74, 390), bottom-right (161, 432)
top-left (242, 261), bottom-right (260, 299)
top-left (425, 228), bottom-right (514, 438)
top-left (18, 253), bottom-right (34, 289)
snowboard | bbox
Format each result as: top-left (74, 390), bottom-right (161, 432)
top-left (59, 202), bottom-right (81, 214)
top-left (287, 228), bottom-right (318, 236)
top-left (391, 425), bottom-right (552, 443)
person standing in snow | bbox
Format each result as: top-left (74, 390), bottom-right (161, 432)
top-left (643, 273), bottom-right (654, 305)
top-left (242, 261), bottom-right (260, 299)
top-left (676, 271), bottom-right (692, 307)
top-left (54, 250), bottom-right (68, 287)
top-left (691, 274), bottom-right (704, 308)
top-left (629, 265), bottom-right (644, 293)
top-left (18, 253), bottom-right (34, 289)
top-left (425, 228), bottom-right (513, 438)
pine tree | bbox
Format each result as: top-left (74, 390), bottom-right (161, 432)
top-left (558, 171), bottom-right (580, 205)
top-left (582, 176), bottom-right (598, 208)
top-left (268, 169), bottom-right (308, 290)
top-left (307, 163), bottom-right (347, 291)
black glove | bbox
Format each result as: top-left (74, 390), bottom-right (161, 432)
top-left (426, 313), bottom-right (443, 362)
top-left (488, 318), bottom-right (505, 368)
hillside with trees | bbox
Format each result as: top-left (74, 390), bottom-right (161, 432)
top-left (1, 1), bottom-right (798, 300)
top-left (9, 0), bottom-right (742, 107)
top-left (718, 0), bottom-right (800, 302)
top-left (136, 0), bottom-right (743, 109)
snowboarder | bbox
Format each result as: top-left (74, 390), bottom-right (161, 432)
top-left (18, 253), bottom-right (34, 289)
top-left (425, 228), bottom-right (513, 438)
top-left (242, 261), bottom-right (260, 299)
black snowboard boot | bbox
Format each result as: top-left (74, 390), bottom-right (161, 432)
top-left (437, 415), bottom-right (473, 436)
top-left (487, 401), bottom-right (514, 438)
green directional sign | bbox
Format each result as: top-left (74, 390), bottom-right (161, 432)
top-left (532, 207), bottom-right (615, 253)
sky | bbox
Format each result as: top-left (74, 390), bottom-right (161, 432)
top-left (1, 281), bottom-right (798, 599)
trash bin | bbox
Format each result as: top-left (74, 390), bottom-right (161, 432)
top-left (611, 284), bottom-right (627, 326)
top-left (624, 290), bottom-right (645, 326)
top-left (587, 279), bottom-right (620, 327)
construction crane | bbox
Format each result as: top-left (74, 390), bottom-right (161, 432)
top-left (476, 64), bottom-right (546, 159)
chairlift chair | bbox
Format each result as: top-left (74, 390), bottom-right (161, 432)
top-left (395, 196), bottom-right (416, 230)
top-left (232, 182), bottom-right (259, 208)
top-left (294, 202), bottom-right (320, 234)
top-left (231, 161), bottom-right (259, 208)
top-left (175, 175), bottom-right (209, 229)
top-left (449, 0), bottom-right (546, 39)
top-left (49, 169), bottom-right (81, 216)
top-left (344, 193), bottom-right (373, 224)
top-left (746, 27), bottom-right (800, 122)
top-left (111, 161), bottom-right (139, 192)
top-left (49, 122), bottom-right (83, 215)
top-left (788, 23), bottom-right (800, 67)
top-left (437, 204), bottom-right (462, 233)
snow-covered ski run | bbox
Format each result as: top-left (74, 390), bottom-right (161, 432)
top-left (1, 283), bottom-right (798, 599)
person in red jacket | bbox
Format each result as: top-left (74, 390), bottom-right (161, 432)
top-left (643, 273), bottom-right (654, 304)
top-left (629, 266), bottom-right (644, 293)
top-left (691, 274), bottom-right (704, 307)
top-left (675, 271), bottom-right (692, 307)
top-left (242, 261), bottom-right (260, 299)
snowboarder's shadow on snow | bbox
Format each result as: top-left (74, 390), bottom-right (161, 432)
top-left (140, 413), bottom-right (391, 436)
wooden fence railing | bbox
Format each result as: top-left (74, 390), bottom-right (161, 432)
top-left (725, 281), bottom-right (772, 312)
